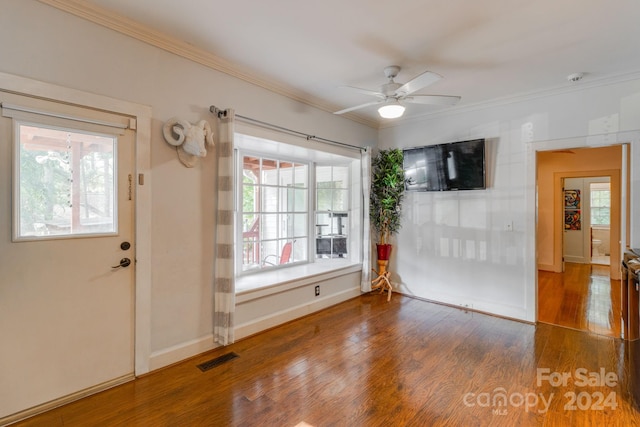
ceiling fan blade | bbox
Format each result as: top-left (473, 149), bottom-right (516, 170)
top-left (395, 71), bottom-right (442, 96)
top-left (340, 85), bottom-right (385, 98)
top-left (404, 95), bottom-right (461, 106)
top-left (334, 100), bottom-right (383, 115)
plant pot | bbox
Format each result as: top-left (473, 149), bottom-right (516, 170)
top-left (376, 244), bottom-right (392, 261)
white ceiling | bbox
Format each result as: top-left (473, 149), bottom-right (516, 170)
top-left (83, 0), bottom-right (640, 127)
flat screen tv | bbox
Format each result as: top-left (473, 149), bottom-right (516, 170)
top-left (403, 138), bottom-right (486, 191)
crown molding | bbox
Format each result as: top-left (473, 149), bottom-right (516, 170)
top-left (37, 0), bottom-right (379, 129)
top-left (42, 0), bottom-right (638, 132)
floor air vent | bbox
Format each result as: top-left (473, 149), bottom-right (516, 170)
top-left (197, 352), bottom-right (239, 372)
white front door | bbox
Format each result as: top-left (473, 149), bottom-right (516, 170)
top-left (0, 92), bottom-right (135, 420)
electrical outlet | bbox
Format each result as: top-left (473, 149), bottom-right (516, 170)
top-left (315, 285), bottom-right (320, 296)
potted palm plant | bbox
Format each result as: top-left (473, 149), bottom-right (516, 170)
top-left (370, 148), bottom-right (406, 269)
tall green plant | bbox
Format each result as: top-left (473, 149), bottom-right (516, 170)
top-left (370, 148), bottom-right (405, 245)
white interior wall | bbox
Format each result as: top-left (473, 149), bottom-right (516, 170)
top-left (0, 1), bottom-right (376, 371)
top-left (4, 0), bottom-right (640, 375)
top-left (379, 77), bottom-right (640, 322)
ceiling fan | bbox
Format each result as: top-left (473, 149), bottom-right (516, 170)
top-left (334, 65), bottom-right (461, 119)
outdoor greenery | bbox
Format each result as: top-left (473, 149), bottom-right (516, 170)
top-left (242, 172), bottom-right (256, 229)
top-left (20, 149), bottom-right (67, 228)
top-left (18, 129), bottom-right (114, 236)
top-left (370, 148), bottom-right (406, 245)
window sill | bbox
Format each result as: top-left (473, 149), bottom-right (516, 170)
top-left (236, 259), bottom-right (361, 302)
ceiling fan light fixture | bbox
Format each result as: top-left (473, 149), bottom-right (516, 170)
top-left (378, 101), bottom-right (405, 119)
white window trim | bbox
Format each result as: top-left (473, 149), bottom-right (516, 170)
top-left (11, 119), bottom-right (120, 241)
top-left (315, 164), bottom-right (351, 259)
top-left (236, 260), bottom-right (361, 297)
top-left (234, 130), bottom-right (362, 293)
top-left (236, 148), bottom-right (313, 275)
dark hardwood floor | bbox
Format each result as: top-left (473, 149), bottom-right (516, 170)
top-left (13, 293), bottom-right (640, 426)
top-left (538, 263), bottom-right (621, 337)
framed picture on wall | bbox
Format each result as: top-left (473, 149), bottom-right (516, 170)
top-left (564, 210), bottom-right (581, 230)
top-left (564, 189), bottom-right (580, 209)
top-left (564, 189), bottom-right (581, 230)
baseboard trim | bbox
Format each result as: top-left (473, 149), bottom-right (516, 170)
top-left (0, 374), bottom-right (133, 426)
top-left (148, 287), bottom-right (361, 371)
top-left (537, 263), bottom-right (555, 271)
top-left (235, 287), bottom-right (361, 340)
top-left (402, 293), bottom-right (536, 325)
top-left (149, 336), bottom-right (221, 372)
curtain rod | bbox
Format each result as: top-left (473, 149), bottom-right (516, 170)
top-left (209, 105), bottom-right (364, 152)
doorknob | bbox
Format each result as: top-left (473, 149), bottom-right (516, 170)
top-left (112, 258), bottom-right (131, 269)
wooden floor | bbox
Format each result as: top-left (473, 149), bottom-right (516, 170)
top-left (538, 263), bottom-right (622, 337)
top-left (14, 292), bottom-right (640, 426)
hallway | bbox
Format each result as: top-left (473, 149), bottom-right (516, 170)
top-left (538, 263), bottom-right (621, 337)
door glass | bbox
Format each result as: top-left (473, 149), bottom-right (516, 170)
top-left (16, 122), bottom-right (117, 239)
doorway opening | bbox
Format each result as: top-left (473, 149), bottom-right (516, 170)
top-left (536, 145), bottom-right (624, 338)
top-left (562, 176), bottom-right (611, 267)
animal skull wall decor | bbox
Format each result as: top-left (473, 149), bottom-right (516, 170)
top-left (163, 117), bottom-right (215, 167)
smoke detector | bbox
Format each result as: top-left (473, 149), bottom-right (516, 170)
top-left (567, 73), bottom-right (585, 83)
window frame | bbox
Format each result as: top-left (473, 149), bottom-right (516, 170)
top-left (315, 164), bottom-right (351, 259)
top-left (590, 184), bottom-right (611, 226)
top-left (12, 119), bottom-right (121, 241)
top-left (236, 148), bottom-right (312, 275)
top-left (233, 132), bottom-right (360, 282)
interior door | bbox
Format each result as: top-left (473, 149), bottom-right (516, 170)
top-left (584, 177), bottom-right (611, 265)
top-left (562, 177), bottom-right (588, 264)
top-left (0, 92), bottom-right (135, 420)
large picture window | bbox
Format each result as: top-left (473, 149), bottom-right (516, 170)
top-left (235, 133), bottom-right (360, 283)
top-left (241, 154), bottom-right (309, 272)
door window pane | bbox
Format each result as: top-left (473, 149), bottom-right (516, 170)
top-left (16, 123), bottom-right (117, 239)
